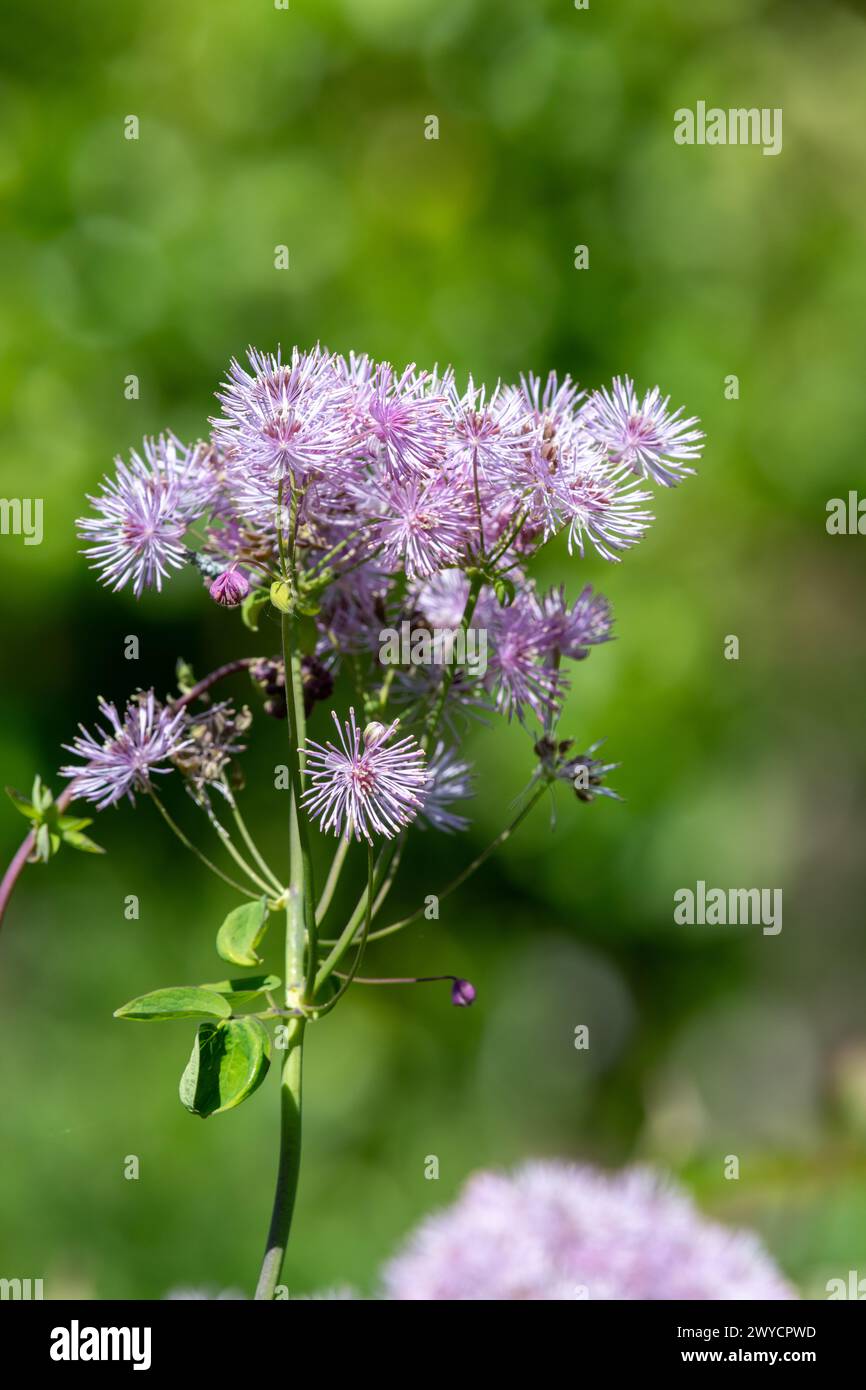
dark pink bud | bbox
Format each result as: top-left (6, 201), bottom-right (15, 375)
top-left (451, 978), bottom-right (476, 1007)
top-left (209, 569), bottom-right (250, 608)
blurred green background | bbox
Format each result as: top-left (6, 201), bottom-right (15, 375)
top-left (2, 0), bottom-right (866, 1299)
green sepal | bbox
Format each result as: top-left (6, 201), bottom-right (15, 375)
top-left (57, 815), bottom-right (94, 832)
top-left (31, 774), bottom-right (53, 813)
top-left (6, 779), bottom-right (105, 858)
top-left (175, 657), bottom-right (198, 696)
top-left (216, 895), bottom-right (271, 967)
top-left (114, 986), bottom-right (232, 1022)
top-left (6, 787), bottom-right (41, 821)
top-left (61, 830), bottom-right (106, 855)
top-left (179, 1017), bottom-right (271, 1118)
top-left (36, 823), bottom-right (60, 861)
top-left (493, 575), bottom-right (516, 608)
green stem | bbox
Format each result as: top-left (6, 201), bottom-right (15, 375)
top-left (224, 789), bottom-right (285, 896)
top-left (276, 478), bottom-right (290, 585)
top-left (365, 783), bottom-right (548, 943)
top-left (488, 505), bottom-right (528, 566)
top-left (371, 832), bottom-right (405, 917)
top-left (281, 611), bottom-right (317, 998)
top-left (203, 805), bottom-right (284, 899)
top-left (472, 455), bottom-right (486, 554)
top-left (274, 485), bottom-right (317, 991)
top-left (149, 792), bottom-right (258, 900)
top-left (377, 665), bottom-right (397, 713)
top-left (315, 837), bottom-right (349, 924)
top-left (254, 1012), bottom-right (305, 1301)
top-left (254, 603), bottom-right (317, 1299)
top-left (314, 841), bottom-right (397, 988)
top-left (310, 844), bottom-right (373, 1018)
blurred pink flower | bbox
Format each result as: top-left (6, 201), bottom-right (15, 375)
top-left (381, 1161), bottom-right (796, 1301)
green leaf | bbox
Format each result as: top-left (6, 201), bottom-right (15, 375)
top-left (6, 787), bottom-right (39, 821)
top-left (199, 974), bottom-right (281, 1006)
top-left (241, 590), bottom-right (269, 632)
top-left (179, 1017), bottom-right (271, 1117)
top-left (114, 986), bottom-right (232, 1022)
top-left (216, 896), bottom-right (271, 967)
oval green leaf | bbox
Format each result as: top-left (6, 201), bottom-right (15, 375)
top-left (114, 986), bottom-right (232, 1022)
top-left (179, 1017), bottom-right (271, 1118)
top-left (216, 896), bottom-right (271, 967)
top-left (199, 974), bottom-right (281, 1006)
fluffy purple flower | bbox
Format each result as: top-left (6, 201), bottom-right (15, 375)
top-left (301, 709), bottom-right (427, 842)
top-left (585, 376), bottom-right (705, 486)
top-left (60, 691), bottom-right (191, 809)
top-left (77, 436), bottom-right (209, 597)
top-left (446, 377), bottom-right (531, 485)
top-left (539, 584), bottom-right (613, 660)
top-left (483, 592), bottom-right (562, 725)
top-left (412, 569), bottom-right (472, 630)
top-left (556, 445), bottom-right (655, 562)
top-left (362, 363), bottom-right (448, 477)
top-left (213, 346), bottom-right (353, 498)
top-left (417, 743), bottom-right (474, 832)
top-left (369, 474), bottom-right (474, 579)
top-left (510, 369), bottom-right (584, 431)
top-left (382, 1162), bottom-right (796, 1301)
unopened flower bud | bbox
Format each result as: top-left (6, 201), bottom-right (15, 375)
top-left (210, 569), bottom-right (249, 608)
top-left (451, 978), bottom-right (476, 1008)
top-left (363, 720), bottom-right (388, 749)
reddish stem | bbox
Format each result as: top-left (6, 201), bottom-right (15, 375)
top-left (174, 657), bottom-right (258, 709)
top-left (0, 787), bottom-right (74, 929)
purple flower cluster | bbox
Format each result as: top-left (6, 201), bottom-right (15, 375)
top-left (382, 1162), bottom-right (795, 1301)
top-left (72, 347), bottom-right (704, 835)
top-left (59, 690), bottom-right (254, 813)
top-left (78, 348), bottom-right (701, 596)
